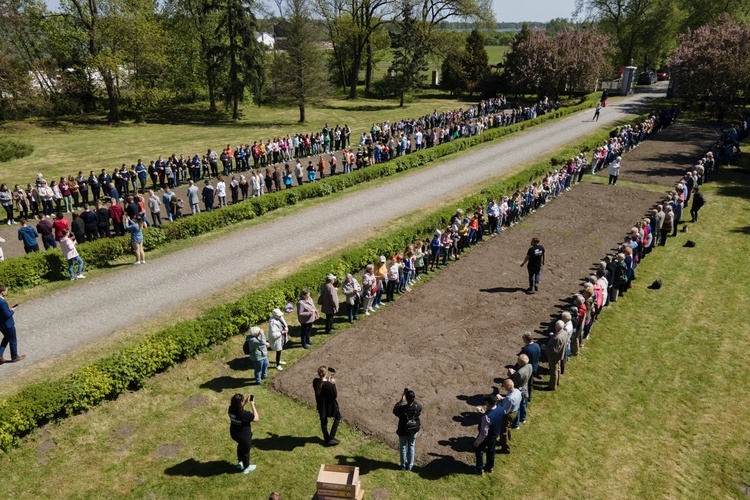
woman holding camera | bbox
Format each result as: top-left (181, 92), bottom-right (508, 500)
top-left (313, 366), bottom-right (341, 446)
top-left (393, 389), bottom-right (422, 471)
top-left (228, 393), bottom-right (259, 474)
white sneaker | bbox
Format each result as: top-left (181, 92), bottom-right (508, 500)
top-left (365, 311), bottom-right (370, 316)
top-left (133, 261), bottom-right (141, 265)
top-left (243, 464), bottom-right (256, 474)
top-left (76, 274), bottom-right (86, 279)
top-left (236, 462), bottom-right (244, 470)
top-left (276, 366), bottom-right (283, 371)
top-left (140, 260), bottom-right (146, 264)
top-left (70, 277), bottom-right (76, 281)
top-left (279, 361), bottom-right (287, 365)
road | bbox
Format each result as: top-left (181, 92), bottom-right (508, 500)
top-left (2, 85), bottom-right (667, 382)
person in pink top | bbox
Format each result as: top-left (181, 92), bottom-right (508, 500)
top-left (59, 229), bottom-right (85, 281)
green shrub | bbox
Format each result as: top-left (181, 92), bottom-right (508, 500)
top-left (0, 139), bottom-right (34, 163)
top-left (0, 111), bottom-right (658, 453)
top-left (0, 99), bottom-right (600, 293)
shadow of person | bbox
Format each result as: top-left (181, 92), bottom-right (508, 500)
top-left (418, 453), bottom-right (475, 479)
top-left (253, 433), bottom-right (324, 451)
top-left (479, 286), bottom-right (527, 294)
top-left (164, 458), bottom-right (232, 477)
top-left (452, 411), bottom-right (480, 428)
top-left (437, 436), bottom-right (475, 454)
top-left (199, 375), bottom-right (253, 392)
top-left (333, 455), bottom-right (401, 475)
top-left (226, 356), bottom-right (253, 371)
top-left (455, 393), bottom-right (487, 406)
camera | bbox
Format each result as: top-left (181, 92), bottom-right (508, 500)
top-left (404, 387), bottom-right (409, 395)
top-left (328, 367), bottom-right (336, 375)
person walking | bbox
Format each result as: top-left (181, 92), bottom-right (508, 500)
top-left (0, 285), bottom-right (25, 364)
top-left (319, 274), bottom-right (339, 334)
top-left (592, 103), bottom-right (601, 122)
top-left (393, 388), bottom-right (422, 471)
top-left (296, 289), bottom-right (319, 349)
top-left (520, 237), bottom-right (545, 293)
top-left (228, 393), bottom-right (259, 474)
top-left (268, 308), bottom-right (288, 371)
top-left (59, 229), bottom-right (85, 281)
top-left (123, 215), bottom-right (146, 265)
top-left (313, 366), bottom-right (341, 446)
top-left (246, 326), bottom-right (269, 385)
top-left (473, 394), bottom-right (502, 475)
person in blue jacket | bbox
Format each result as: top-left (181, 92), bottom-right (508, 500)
top-left (0, 284), bottom-right (25, 363)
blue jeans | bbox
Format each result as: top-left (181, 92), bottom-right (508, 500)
top-left (513, 396), bottom-right (527, 427)
top-left (0, 326), bottom-right (18, 360)
top-left (253, 357), bottom-right (268, 383)
top-left (475, 434), bottom-right (497, 472)
top-left (67, 256), bottom-right (84, 279)
top-left (528, 268), bottom-right (541, 289)
top-left (399, 434), bottom-right (416, 470)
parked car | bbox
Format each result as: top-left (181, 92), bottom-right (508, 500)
top-left (637, 71), bottom-right (657, 85)
top-left (656, 69), bottom-right (669, 81)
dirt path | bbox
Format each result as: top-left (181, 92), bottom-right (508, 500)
top-left (0, 86), bottom-right (666, 384)
top-left (271, 123), bottom-right (717, 469)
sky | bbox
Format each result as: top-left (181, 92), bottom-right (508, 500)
top-left (495, 0), bottom-right (577, 22)
top-left (44, 0), bottom-right (578, 23)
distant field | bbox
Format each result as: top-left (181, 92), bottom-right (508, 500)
top-left (485, 45), bottom-right (509, 65)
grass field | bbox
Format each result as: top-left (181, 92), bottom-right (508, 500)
top-left (2, 143), bottom-right (748, 498)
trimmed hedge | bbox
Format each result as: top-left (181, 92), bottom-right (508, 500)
top-left (0, 139), bottom-right (34, 163)
top-left (0, 98), bottom-right (599, 292)
top-left (0, 111), bottom-right (656, 453)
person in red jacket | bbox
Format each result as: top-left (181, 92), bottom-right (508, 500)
top-left (52, 212), bottom-right (69, 241)
top-left (109, 199), bottom-right (124, 236)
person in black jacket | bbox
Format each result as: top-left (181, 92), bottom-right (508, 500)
top-left (228, 393), bottom-right (259, 474)
top-left (95, 201), bottom-right (111, 238)
top-left (393, 389), bottom-right (422, 471)
top-left (313, 366), bottom-right (341, 446)
top-left (690, 186), bottom-right (706, 222)
top-left (80, 204), bottom-right (99, 242)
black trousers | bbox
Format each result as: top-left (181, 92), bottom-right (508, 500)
top-left (231, 431), bottom-right (252, 466)
top-left (325, 313), bottom-right (335, 334)
top-left (300, 322), bottom-right (313, 345)
top-left (608, 174), bottom-right (618, 185)
top-left (320, 415), bottom-right (340, 443)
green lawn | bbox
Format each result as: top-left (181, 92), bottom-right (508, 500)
top-left (485, 45), bottom-right (509, 66)
top-left (0, 96), bottom-right (465, 189)
top-left (2, 150), bottom-right (749, 497)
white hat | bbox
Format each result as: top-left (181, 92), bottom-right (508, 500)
top-left (379, 255), bottom-right (386, 262)
top-left (434, 229), bottom-right (442, 236)
top-left (250, 326), bottom-right (261, 335)
top-left (326, 273), bottom-right (336, 281)
top-left (272, 308), bottom-right (283, 317)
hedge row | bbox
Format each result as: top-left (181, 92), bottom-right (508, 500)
top-left (0, 97), bottom-right (599, 292)
top-left (0, 110), bottom-right (654, 453)
top-left (0, 139), bottom-right (34, 163)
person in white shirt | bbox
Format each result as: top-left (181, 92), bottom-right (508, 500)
top-left (59, 229), bottom-right (85, 280)
top-left (216, 177), bottom-right (227, 207)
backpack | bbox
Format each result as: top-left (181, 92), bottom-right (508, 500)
top-left (242, 339), bottom-right (251, 355)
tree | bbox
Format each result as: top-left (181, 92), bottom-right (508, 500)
top-left (389, 1), bottom-right (429, 106)
top-left (669, 14), bottom-right (750, 108)
top-left (440, 49), bottom-right (469, 95)
top-left (462, 29), bottom-right (489, 90)
top-left (271, 0), bottom-right (330, 122)
top-left (546, 17), bottom-right (577, 36)
top-left (211, 0), bottom-right (265, 119)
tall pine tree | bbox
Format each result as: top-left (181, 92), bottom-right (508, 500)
top-left (390, 1), bottom-right (429, 107)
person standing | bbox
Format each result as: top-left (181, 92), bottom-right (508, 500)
top-left (17, 219), bottom-right (40, 253)
top-left (228, 393), bottom-right (259, 474)
top-left (690, 186), bottom-right (706, 222)
top-left (519, 333), bottom-right (541, 402)
top-left (473, 394), bottom-right (502, 475)
top-left (202, 179), bottom-right (215, 212)
top-left (296, 289), bottom-right (319, 349)
top-left (148, 190), bottom-right (162, 228)
top-left (268, 308), bottom-right (288, 371)
top-left (506, 355), bottom-right (532, 429)
top-left (59, 229), bottom-right (85, 281)
top-left (319, 274), bottom-right (339, 334)
top-left (37, 217), bottom-right (57, 249)
top-left (497, 379), bottom-right (521, 454)
top-left (393, 389), bottom-right (422, 471)
top-left (341, 273), bottom-right (361, 323)
top-left (246, 326), bottom-right (269, 385)
top-left (608, 156), bottom-right (621, 185)
top-left (520, 237), bottom-right (545, 293)
top-left (123, 215), bottom-right (146, 265)
top-left (543, 320), bottom-right (567, 391)
top-left (187, 180), bottom-right (200, 215)
top-left (313, 366), bottom-right (341, 446)
top-left (0, 285), bottom-right (25, 364)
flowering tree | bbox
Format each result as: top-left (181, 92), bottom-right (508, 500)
top-left (504, 26), bottom-right (611, 98)
top-left (669, 14), bottom-right (750, 106)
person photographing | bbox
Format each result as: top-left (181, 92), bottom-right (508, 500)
top-left (393, 388), bottom-right (422, 471)
top-left (228, 393), bottom-right (259, 474)
top-left (313, 366), bottom-right (341, 446)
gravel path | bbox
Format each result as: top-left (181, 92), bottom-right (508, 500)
top-left (2, 85), bottom-right (666, 382)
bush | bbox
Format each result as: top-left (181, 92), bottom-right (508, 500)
top-left (0, 97), bottom-right (599, 293)
top-left (0, 111), bottom-right (654, 453)
top-left (0, 139), bottom-right (34, 163)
